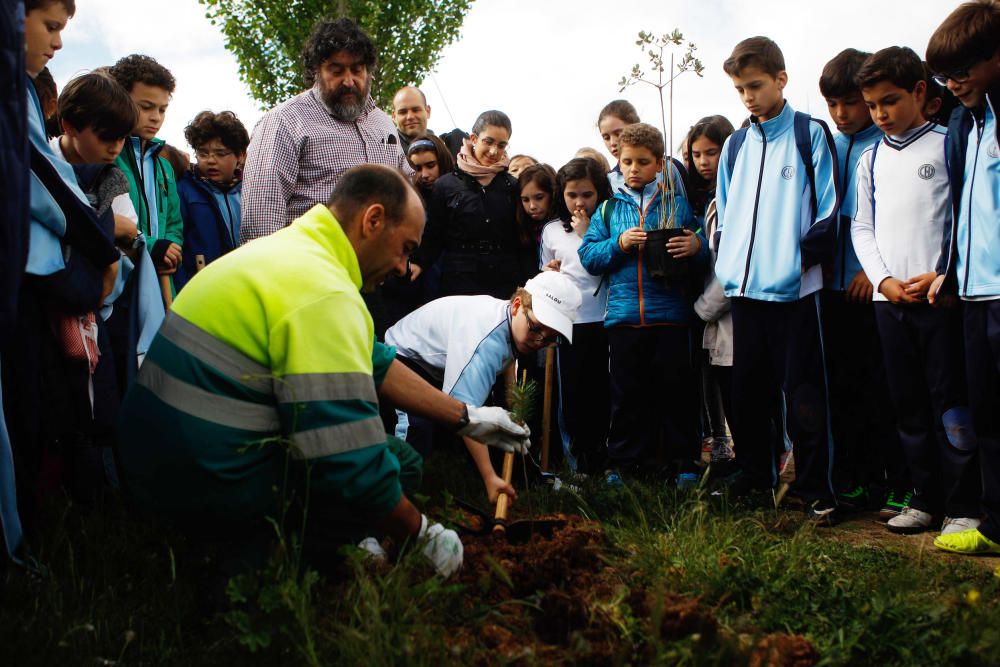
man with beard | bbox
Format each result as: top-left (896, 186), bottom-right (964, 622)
top-left (240, 18), bottom-right (410, 243)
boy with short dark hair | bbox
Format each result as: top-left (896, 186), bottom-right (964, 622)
top-left (852, 46), bottom-right (978, 536)
top-left (579, 122), bottom-right (707, 487)
top-left (818, 48), bottom-right (907, 517)
top-left (715, 36), bottom-right (841, 521)
top-left (108, 54), bottom-right (183, 280)
top-left (926, 0), bottom-right (1000, 561)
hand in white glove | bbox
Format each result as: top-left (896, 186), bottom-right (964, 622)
top-left (418, 514), bottom-right (463, 578)
top-left (457, 405), bottom-right (531, 454)
top-left (357, 536), bottom-right (387, 562)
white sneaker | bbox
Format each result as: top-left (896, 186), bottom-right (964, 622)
top-left (887, 506), bottom-right (934, 534)
top-left (941, 516), bottom-right (982, 535)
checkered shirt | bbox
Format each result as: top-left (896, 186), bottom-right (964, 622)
top-left (240, 85), bottom-right (411, 243)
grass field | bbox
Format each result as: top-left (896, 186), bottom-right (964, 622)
top-left (2, 456), bottom-right (999, 666)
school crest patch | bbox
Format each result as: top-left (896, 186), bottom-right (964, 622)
top-left (781, 166), bottom-right (795, 180)
top-left (917, 164), bottom-right (935, 180)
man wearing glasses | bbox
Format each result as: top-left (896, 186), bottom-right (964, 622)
top-left (386, 271), bottom-right (581, 504)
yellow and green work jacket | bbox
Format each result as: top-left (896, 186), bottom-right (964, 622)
top-left (117, 204), bottom-right (402, 524)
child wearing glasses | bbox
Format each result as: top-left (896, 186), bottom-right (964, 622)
top-left (385, 272), bottom-right (581, 505)
top-left (173, 110), bottom-right (249, 290)
top-left (926, 0), bottom-right (1000, 564)
top-left (578, 123), bottom-right (707, 487)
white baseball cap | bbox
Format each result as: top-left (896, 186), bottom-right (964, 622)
top-left (523, 271), bottom-right (582, 342)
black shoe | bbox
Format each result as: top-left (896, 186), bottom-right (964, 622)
top-left (836, 485), bottom-right (869, 513)
top-left (805, 499), bottom-right (839, 526)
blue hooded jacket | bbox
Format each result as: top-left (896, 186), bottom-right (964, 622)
top-left (829, 122), bottom-right (882, 291)
top-left (174, 168), bottom-right (242, 291)
top-left (716, 102), bottom-right (839, 302)
top-left (578, 180), bottom-right (705, 327)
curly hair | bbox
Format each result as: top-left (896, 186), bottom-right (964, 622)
top-left (302, 18), bottom-right (377, 86)
top-left (619, 123), bottom-right (664, 160)
top-left (109, 54), bottom-right (175, 94)
top-left (183, 110), bottom-right (250, 155)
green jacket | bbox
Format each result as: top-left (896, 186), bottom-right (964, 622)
top-left (116, 204), bottom-right (404, 525)
top-left (114, 136), bottom-right (184, 252)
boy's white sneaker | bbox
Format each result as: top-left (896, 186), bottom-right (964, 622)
top-left (940, 516), bottom-right (981, 536)
top-left (887, 507), bottom-right (934, 534)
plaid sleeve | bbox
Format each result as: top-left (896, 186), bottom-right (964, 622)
top-left (240, 111), bottom-right (299, 243)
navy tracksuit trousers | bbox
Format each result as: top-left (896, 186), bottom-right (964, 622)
top-left (730, 295), bottom-right (835, 502)
top-left (963, 300), bottom-right (1000, 540)
top-left (874, 302), bottom-right (979, 517)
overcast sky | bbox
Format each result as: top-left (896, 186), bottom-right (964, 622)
top-left (50, 0), bottom-right (954, 167)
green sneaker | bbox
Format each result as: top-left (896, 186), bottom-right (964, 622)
top-left (838, 485), bottom-right (868, 512)
top-left (933, 529), bottom-right (1000, 555)
top-left (879, 490), bottom-right (912, 521)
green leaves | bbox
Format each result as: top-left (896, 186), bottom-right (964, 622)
top-left (198, 0), bottom-right (473, 110)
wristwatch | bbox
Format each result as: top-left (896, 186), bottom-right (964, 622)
top-left (454, 404), bottom-right (470, 431)
top-left (128, 231), bottom-right (145, 250)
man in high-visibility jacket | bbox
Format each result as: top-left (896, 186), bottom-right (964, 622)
top-left (116, 164), bottom-right (528, 578)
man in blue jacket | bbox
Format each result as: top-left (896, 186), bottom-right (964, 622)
top-left (715, 37), bottom-right (841, 522)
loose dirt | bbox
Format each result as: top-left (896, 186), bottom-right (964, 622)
top-left (444, 510), bottom-right (818, 665)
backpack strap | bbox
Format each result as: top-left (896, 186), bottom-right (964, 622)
top-left (793, 111), bottom-right (818, 220)
top-left (725, 127), bottom-right (749, 185)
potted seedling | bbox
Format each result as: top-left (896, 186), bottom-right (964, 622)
top-left (619, 29), bottom-right (704, 286)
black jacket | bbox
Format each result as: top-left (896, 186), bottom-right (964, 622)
top-left (416, 169), bottom-right (535, 299)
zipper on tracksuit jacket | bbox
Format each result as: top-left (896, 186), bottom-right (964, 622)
top-left (740, 120), bottom-right (768, 296)
top-left (962, 118), bottom-right (985, 295)
top-left (839, 134), bottom-right (856, 290)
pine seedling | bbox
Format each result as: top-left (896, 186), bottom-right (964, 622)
top-left (506, 376), bottom-right (539, 426)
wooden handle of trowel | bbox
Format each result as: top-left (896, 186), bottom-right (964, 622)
top-left (493, 451), bottom-right (515, 533)
top-left (158, 274), bottom-right (173, 311)
top-left (541, 346), bottom-right (555, 472)
top-left (195, 254), bottom-right (206, 273)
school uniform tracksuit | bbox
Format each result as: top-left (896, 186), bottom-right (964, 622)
top-left (822, 123), bottom-right (904, 494)
top-left (938, 90), bottom-right (1000, 539)
top-left (853, 122), bottom-right (977, 518)
top-left (715, 101), bottom-right (839, 502)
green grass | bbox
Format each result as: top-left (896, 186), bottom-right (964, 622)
top-left (2, 459), bottom-right (998, 666)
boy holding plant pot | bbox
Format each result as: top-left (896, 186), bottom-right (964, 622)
top-left (578, 122), bottom-right (708, 487)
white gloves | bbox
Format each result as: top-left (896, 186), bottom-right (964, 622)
top-left (457, 405), bottom-right (531, 454)
top-left (418, 514), bottom-right (463, 578)
top-left (357, 536), bottom-right (387, 562)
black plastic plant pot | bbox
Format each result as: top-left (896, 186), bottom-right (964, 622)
top-left (644, 227), bottom-right (688, 285)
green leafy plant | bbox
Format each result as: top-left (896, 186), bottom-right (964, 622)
top-left (619, 29), bottom-right (705, 229)
top-left (199, 0), bottom-right (473, 110)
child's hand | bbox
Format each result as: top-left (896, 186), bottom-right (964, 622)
top-left (927, 274), bottom-right (955, 307)
top-left (543, 259), bottom-right (562, 272)
top-left (666, 229), bottom-right (701, 258)
top-left (903, 271), bottom-right (937, 300)
top-left (485, 473), bottom-right (517, 505)
top-left (879, 277), bottom-right (919, 304)
top-left (159, 242), bottom-right (183, 270)
top-left (846, 270), bottom-right (873, 303)
top-left (570, 208), bottom-right (591, 237)
top-left (618, 227), bottom-right (647, 252)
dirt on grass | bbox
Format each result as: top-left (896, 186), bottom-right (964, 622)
top-left (445, 510), bottom-right (818, 665)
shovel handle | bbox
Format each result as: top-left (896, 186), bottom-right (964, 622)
top-left (541, 346), bottom-right (555, 471)
top-left (493, 451), bottom-right (515, 533)
top-left (158, 274), bottom-right (173, 311)
top-left (195, 254), bottom-right (207, 272)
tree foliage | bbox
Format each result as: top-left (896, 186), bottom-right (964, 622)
top-left (199, 0), bottom-right (473, 110)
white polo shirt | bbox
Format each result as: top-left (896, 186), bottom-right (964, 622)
top-left (385, 295), bottom-right (516, 406)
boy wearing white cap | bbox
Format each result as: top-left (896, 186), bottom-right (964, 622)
top-left (386, 271), bottom-right (582, 504)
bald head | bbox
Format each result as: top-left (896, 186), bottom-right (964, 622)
top-left (392, 86), bottom-right (430, 139)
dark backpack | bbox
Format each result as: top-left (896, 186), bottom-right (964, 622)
top-left (725, 111), bottom-right (823, 220)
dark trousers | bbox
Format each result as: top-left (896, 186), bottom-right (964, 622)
top-left (701, 351), bottom-right (729, 439)
top-left (874, 302), bottom-right (978, 516)
top-left (556, 322), bottom-right (610, 474)
top-left (606, 326), bottom-right (700, 472)
top-left (963, 300), bottom-right (1000, 540)
top-left (821, 290), bottom-right (906, 491)
top-left (731, 295), bottom-right (834, 502)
